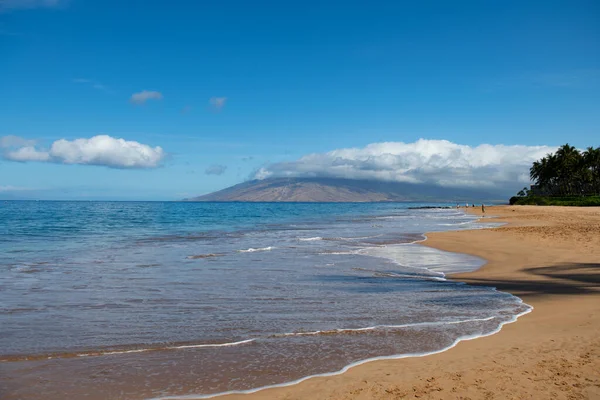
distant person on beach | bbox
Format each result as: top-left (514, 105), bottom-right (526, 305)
top-left (482, 204), bottom-right (485, 213)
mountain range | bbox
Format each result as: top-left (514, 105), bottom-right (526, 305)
top-left (183, 178), bottom-right (506, 203)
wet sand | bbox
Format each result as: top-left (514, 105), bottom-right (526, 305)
top-left (217, 205), bottom-right (600, 400)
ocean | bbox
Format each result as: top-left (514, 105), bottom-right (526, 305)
top-left (0, 201), bottom-right (531, 399)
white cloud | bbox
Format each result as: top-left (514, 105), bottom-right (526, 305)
top-left (130, 90), bottom-right (163, 105)
top-left (254, 139), bottom-right (556, 190)
top-left (1, 135), bottom-right (165, 168)
top-left (209, 97), bottom-right (227, 110)
top-left (205, 164), bottom-right (227, 175)
top-left (6, 145), bottom-right (51, 161)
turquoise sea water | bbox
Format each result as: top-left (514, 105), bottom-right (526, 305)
top-left (0, 201), bottom-right (530, 399)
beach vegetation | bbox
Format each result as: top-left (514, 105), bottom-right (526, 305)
top-left (510, 144), bottom-right (600, 206)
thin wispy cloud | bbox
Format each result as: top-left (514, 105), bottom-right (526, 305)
top-left (254, 139), bottom-right (557, 191)
top-left (0, 135), bottom-right (36, 148)
top-left (485, 69), bottom-right (600, 92)
top-left (73, 78), bottom-right (111, 93)
top-left (130, 90), bottom-right (163, 105)
top-left (209, 97), bottom-right (227, 111)
top-left (0, 185), bottom-right (33, 192)
top-left (1, 134), bottom-right (165, 168)
top-left (0, 0), bottom-right (62, 10)
top-left (205, 164), bottom-right (227, 175)
top-left (532, 69), bottom-right (600, 88)
top-left (181, 105), bottom-right (192, 114)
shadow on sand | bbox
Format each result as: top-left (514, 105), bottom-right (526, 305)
top-left (459, 263), bottom-right (600, 298)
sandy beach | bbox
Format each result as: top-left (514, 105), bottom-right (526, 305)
top-left (217, 205), bottom-right (600, 400)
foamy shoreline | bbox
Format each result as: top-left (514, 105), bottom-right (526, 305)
top-left (4, 206), bottom-right (598, 400)
top-left (189, 205), bottom-right (599, 400)
top-left (148, 209), bottom-right (533, 400)
top-left (149, 306), bottom-right (533, 400)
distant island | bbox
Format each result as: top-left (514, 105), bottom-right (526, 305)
top-left (183, 177), bottom-right (504, 203)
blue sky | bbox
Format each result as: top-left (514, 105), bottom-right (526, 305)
top-left (1, 0), bottom-right (598, 200)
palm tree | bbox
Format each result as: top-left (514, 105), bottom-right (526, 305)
top-left (583, 146), bottom-right (600, 195)
top-left (527, 144), bottom-right (599, 197)
top-left (555, 144), bottom-right (582, 195)
top-left (530, 154), bottom-right (553, 194)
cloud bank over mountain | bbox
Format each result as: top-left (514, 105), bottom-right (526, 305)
top-left (1, 135), bottom-right (165, 168)
top-left (255, 139), bottom-right (556, 190)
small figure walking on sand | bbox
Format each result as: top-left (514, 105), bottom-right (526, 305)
top-left (482, 204), bottom-right (485, 214)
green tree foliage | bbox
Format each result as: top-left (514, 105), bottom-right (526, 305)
top-left (528, 144), bottom-right (600, 197)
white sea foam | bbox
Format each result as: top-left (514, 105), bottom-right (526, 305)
top-left (147, 304), bottom-right (533, 400)
top-left (351, 266), bottom-right (445, 280)
top-left (318, 250), bottom-right (358, 255)
top-left (298, 237), bottom-right (322, 241)
top-left (276, 316), bottom-right (496, 337)
top-left (166, 339), bottom-right (255, 350)
top-left (360, 244), bottom-right (485, 275)
top-left (238, 247), bottom-right (274, 253)
top-left (374, 272), bottom-right (446, 281)
top-left (74, 339), bottom-right (256, 358)
top-left (334, 234), bottom-right (384, 240)
top-left (58, 317), bottom-right (502, 362)
top-left (439, 220), bottom-right (475, 226)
